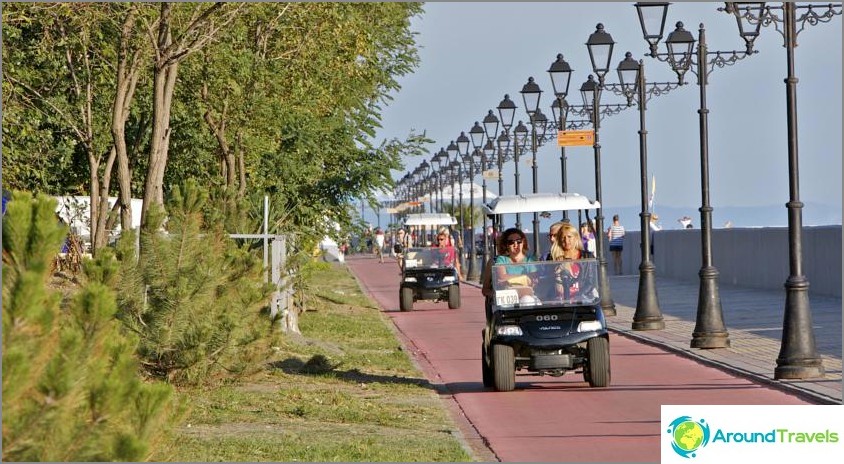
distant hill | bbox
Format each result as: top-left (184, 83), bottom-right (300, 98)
top-left (603, 202), bottom-right (842, 231)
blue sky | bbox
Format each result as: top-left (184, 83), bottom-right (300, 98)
top-left (368, 2), bottom-right (842, 230)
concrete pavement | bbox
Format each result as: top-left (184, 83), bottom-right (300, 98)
top-left (603, 273), bottom-right (842, 404)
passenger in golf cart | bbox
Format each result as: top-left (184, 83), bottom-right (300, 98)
top-left (482, 222), bottom-right (596, 307)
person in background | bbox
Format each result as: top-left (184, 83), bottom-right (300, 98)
top-left (607, 214), bottom-right (625, 275)
top-left (394, 228), bottom-right (412, 273)
top-left (433, 230), bottom-right (463, 280)
top-left (580, 221), bottom-right (596, 256)
top-left (541, 221), bottom-right (565, 261)
top-left (649, 213), bottom-right (662, 255)
top-left (374, 227), bottom-right (385, 263)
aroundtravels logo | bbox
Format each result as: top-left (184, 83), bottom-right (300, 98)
top-left (666, 416), bottom-right (711, 458)
top-left (665, 412), bottom-right (840, 459)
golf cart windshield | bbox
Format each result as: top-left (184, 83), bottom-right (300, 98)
top-left (403, 247), bottom-right (459, 270)
top-left (491, 259), bottom-right (600, 309)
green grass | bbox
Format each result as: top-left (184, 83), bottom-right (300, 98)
top-left (152, 262), bottom-right (475, 462)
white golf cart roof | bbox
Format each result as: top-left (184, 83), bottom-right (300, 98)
top-left (484, 192), bottom-right (600, 215)
top-left (403, 213), bottom-right (458, 227)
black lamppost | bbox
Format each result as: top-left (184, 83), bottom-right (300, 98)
top-left (458, 130), bottom-right (477, 280)
top-left (520, 76), bottom-right (544, 254)
top-left (482, 110), bottom-right (500, 258)
top-left (445, 142), bottom-right (457, 218)
top-left (584, 23), bottom-right (618, 317)
top-left (635, 2), bottom-right (754, 348)
top-left (447, 139), bottom-right (463, 257)
top-left (612, 51), bottom-right (680, 330)
top-left (548, 54), bottom-right (574, 222)
top-left (431, 148), bottom-right (445, 213)
top-left (496, 94), bottom-right (516, 228)
top-left (419, 160), bottom-right (431, 215)
top-left (495, 131), bottom-right (511, 233)
top-left (723, 1), bottom-right (840, 378)
top-left (579, 74), bottom-right (615, 317)
top-left (468, 122), bottom-right (488, 280)
top-left (482, 138), bottom-right (496, 260)
top-left (512, 120), bottom-right (529, 230)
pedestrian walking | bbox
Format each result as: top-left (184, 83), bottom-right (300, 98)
top-left (374, 227), bottom-right (385, 263)
top-left (607, 214), bottom-right (625, 275)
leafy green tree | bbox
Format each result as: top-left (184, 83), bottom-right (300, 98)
top-left (2, 191), bottom-right (175, 461)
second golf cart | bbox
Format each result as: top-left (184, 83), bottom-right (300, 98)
top-left (481, 192), bottom-right (611, 391)
top-left (399, 213), bottom-right (461, 311)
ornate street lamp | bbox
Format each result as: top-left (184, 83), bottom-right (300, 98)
top-left (585, 23), bottom-right (618, 317)
top-left (468, 122), bottom-right (488, 281)
top-left (587, 23), bottom-right (616, 84)
top-left (431, 147), bottom-right (448, 213)
top-left (722, 1), bottom-right (841, 379)
top-left (446, 140), bottom-right (459, 218)
top-left (548, 54), bottom-right (574, 222)
top-left (520, 77), bottom-right (544, 252)
top-left (482, 110), bottom-right (500, 255)
top-left (580, 74), bottom-right (615, 317)
top-left (446, 139), bottom-right (462, 252)
top-left (613, 51), bottom-right (681, 331)
top-left (495, 131), bottom-right (511, 232)
top-left (482, 138), bottom-right (496, 260)
top-left (519, 77), bottom-right (547, 255)
top-left (512, 120), bottom-right (529, 230)
top-left (459, 129), bottom-right (477, 280)
top-left (635, 2), bottom-right (755, 348)
top-left (496, 94), bottom-right (517, 227)
top-left (419, 160), bottom-right (431, 215)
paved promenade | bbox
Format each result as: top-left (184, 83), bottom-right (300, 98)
top-left (599, 274), bottom-right (842, 404)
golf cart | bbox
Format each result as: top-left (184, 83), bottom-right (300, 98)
top-left (481, 192), bottom-right (610, 391)
top-left (399, 213), bottom-right (461, 311)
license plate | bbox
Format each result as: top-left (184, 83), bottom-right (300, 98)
top-left (495, 289), bottom-right (519, 306)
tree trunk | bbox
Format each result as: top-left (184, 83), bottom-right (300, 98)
top-left (236, 132), bottom-right (246, 200)
top-left (93, 147), bottom-right (117, 252)
top-left (113, 8), bottom-right (141, 234)
top-left (141, 5), bottom-right (177, 227)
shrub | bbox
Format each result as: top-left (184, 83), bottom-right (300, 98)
top-left (2, 191), bottom-right (175, 461)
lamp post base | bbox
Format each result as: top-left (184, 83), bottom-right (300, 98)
top-left (467, 254), bottom-right (480, 282)
top-left (775, 276), bottom-right (825, 379)
top-left (633, 263), bottom-right (664, 330)
top-left (774, 362), bottom-right (825, 380)
top-left (598, 259), bottom-right (616, 317)
top-left (691, 266), bottom-right (730, 349)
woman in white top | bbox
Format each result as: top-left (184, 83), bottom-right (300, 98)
top-left (606, 214), bottom-right (625, 275)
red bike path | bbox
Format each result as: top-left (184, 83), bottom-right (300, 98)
top-left (345, 255), bottom-right (813, 462)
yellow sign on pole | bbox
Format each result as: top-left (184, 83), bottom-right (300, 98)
top-left (557, 129), bottom-right (595, 147)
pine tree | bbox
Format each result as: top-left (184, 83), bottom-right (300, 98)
top-left (115, 181), bottom-right (274, 386)
top-left (2, 191), bottom-right (175, 461)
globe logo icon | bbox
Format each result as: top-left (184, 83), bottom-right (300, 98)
top-left (666, 416), bottom-right (711, 458)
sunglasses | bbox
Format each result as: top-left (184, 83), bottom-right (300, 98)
top-left (437, 237), bottom-right (447, 242)
top-left (506, 239), bottom-right (523, 246)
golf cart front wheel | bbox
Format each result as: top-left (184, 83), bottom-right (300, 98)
top-left (399, 287), bottom-right (413, 311)
top-left (492, 344), bottom-right (515, 392)
top-left (448, 284), bottom-right (460, 309)
top-left (586, 336), bottom-right (610, 387)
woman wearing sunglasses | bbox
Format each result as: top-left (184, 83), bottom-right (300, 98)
top-left (489, 227), bottom-right (537, 289)
top-left (433, 231), bottom-right (463, 280)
